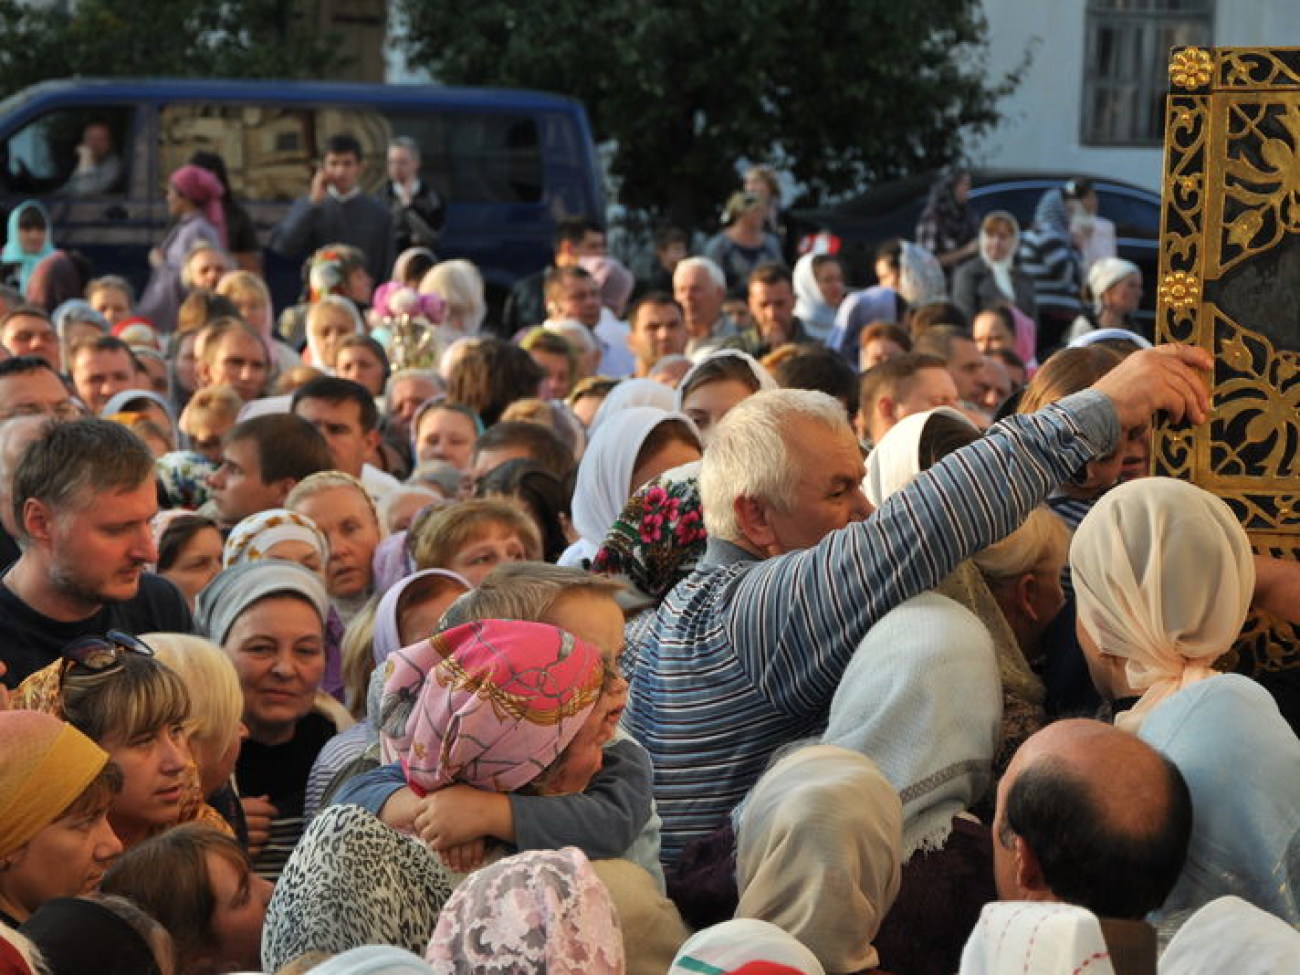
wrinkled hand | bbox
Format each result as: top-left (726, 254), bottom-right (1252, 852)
top-left (241, 795), bottom-right (277, 857)
top-left (1091, 344), bottom-right (1212, 431)
top-left (438, 840), bottom-right (486, 874)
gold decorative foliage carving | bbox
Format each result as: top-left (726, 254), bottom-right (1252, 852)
top-left (1155, 47), bottom-right (1300, 674)
top-left (1170, 47), bottom-right (1213, 90)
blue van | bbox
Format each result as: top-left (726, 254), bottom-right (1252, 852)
top-left (0, 78), bottom-right (605, 313)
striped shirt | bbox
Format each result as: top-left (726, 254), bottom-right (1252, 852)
top-left (627, 390), bottom-right (1118, 866)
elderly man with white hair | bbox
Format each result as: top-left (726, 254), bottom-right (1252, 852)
top-left (625, 344), bottom-right (1213, 867)
top-left (673, 256), bottom-right (737, 362)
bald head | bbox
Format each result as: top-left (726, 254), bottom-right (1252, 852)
top-left (994, 718), bottom-right (1191, 918)
top-left (0, 414), bottom-right (52, 536)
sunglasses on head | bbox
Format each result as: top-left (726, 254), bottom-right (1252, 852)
top-left (61, 629), bottom-right (154, 674)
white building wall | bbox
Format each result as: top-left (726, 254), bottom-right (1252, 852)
top-left (972, 0), bottom-right (1300, 192)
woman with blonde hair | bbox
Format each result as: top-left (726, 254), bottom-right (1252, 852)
top-left (420, 259), bottom-right (486, 336)
top-left (142, 633), bottom-right (248, 843)
top-left (304, 294), bottom-right (364, 372)
top-left (10, 633), bottom-right (217, 850)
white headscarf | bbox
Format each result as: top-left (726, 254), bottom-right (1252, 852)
top-left (736, 745), bottom-right (902, 974)
top-left (792, 253), bottom-right (836, 341)
top-left (863, 406), bottom-right (975, 506)
top-left (669, 919), bottom-right (825, 975)
top-left (675, 348), bottom-right (779, 409)
top-left (1087, 257), bottom-right (1140, 313)
top-left (560, 406), bottom-right (697, 566)
top-left (826, 592), bottom-right (998, 857)
top-left (309, 946), bottom-right (436, 974)
top-left (589, 378), bottom-right (676, 434)
top-left (959, 902), bottom-right (1115, 975)
top-left (898, 241), bottom-right (947, 307)
top-left (823, 592), bottom-right (1001, 859)
top-left (1160, 896), bottom-right (1300, 974)
top-left (305, 294), bottom-right (364, 371)
top-left (979, 211), bottom-right (1021, 303)
top-left (1138, 674), bottom-right (1300, 924)
top-left (861, 405), bottom-right (1044, 714)
top-left (1070, 478), bottom-right (1255, 732)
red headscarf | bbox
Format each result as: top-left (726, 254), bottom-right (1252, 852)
top-left (169, 164), bottom-right (227, 248)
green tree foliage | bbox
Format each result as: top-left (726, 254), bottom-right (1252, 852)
top-left (0, 0), bottom-right (345, 99)
top-left (399, 0), bottom-right (1025, 229)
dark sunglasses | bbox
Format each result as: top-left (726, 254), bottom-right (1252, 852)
top-left (61, 629), bottom-right (154, 674)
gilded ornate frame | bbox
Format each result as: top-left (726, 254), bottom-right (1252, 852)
top-left (1156, 47), bottom-right (1300, 672)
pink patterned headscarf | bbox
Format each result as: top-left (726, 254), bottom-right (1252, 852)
top-left (425, 847), bottom-right (625, 974)
top-left (379, 620), bottom-right (603, 795)
top-left (169, 165), bottom-right (227, 248)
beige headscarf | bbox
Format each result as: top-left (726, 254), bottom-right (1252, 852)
top-left (736, 744), bottom-right (902, 973)
top-left (1070, 477), bottom-right (1255, 732)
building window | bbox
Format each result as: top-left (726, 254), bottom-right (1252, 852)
top-left (1082, 0), bottom-right (1214, 147)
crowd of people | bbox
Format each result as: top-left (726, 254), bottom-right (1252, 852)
top-left (0, 137), bottom-right (1296, 975)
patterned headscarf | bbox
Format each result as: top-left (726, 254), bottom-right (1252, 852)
top-left (155, 450), bottom-right (216, 510)
top-left (592, 461), bottom-right (706, 605)
top-left (223, 507), bottom-right (329, 569)
top-left (262, 803), bottom-right (456, 970)
top-left (425, 847), bottom-right (625, 973)
top-left (670, 919), bottom-right (826, 975)
top-left (898, 242), bottom-right (947, 307)
top-left (379, 619), bottom-right (604, 795)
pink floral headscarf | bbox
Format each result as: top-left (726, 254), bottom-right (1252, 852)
top-left (425, 847), bottom-right (625, 974)
top-left (379, 620), bottom-right (603, 795)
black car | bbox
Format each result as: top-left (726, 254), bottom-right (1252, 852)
top-left (792, 170), bottom-right (1161, 324)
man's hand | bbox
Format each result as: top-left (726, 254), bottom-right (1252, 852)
top-left (241, 795), bottom-right (277, 857)
top-left (1091, 344), bottom-right (1213, 430)
top-left (309, 167), bottom-right (330, 204)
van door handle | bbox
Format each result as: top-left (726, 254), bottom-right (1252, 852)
top-left (103, 204), bottom-right (127, 220)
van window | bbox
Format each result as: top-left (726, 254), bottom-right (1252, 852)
top-left (159, 103), bottom-right (543, 206)
top-left (160, 103), bottom-right (393, 203)
top-left (0, 107), bottom-right (132, 197)
top-left (389, 113), bottom-right (543, 205)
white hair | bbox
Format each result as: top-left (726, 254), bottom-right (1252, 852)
top-left (180, 241), bottom-right (233, 288)
top-left (674, 255), bottom-right (726, 292)
top-left (972, 505), bottom-right (1071, 581)
top-left (384, 367), bottom-right (443, 410)
top-left (421, 259), bottom-right (486, 334)
top-left (699, 388), bottom-right (851, 543)
top-left (544, 319), bottom-right (600, 356)
top-left (376, 484), bottom-right (441, 534)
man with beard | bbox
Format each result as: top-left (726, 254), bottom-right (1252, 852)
top-left (0, 418), bottom-right (192, 687)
